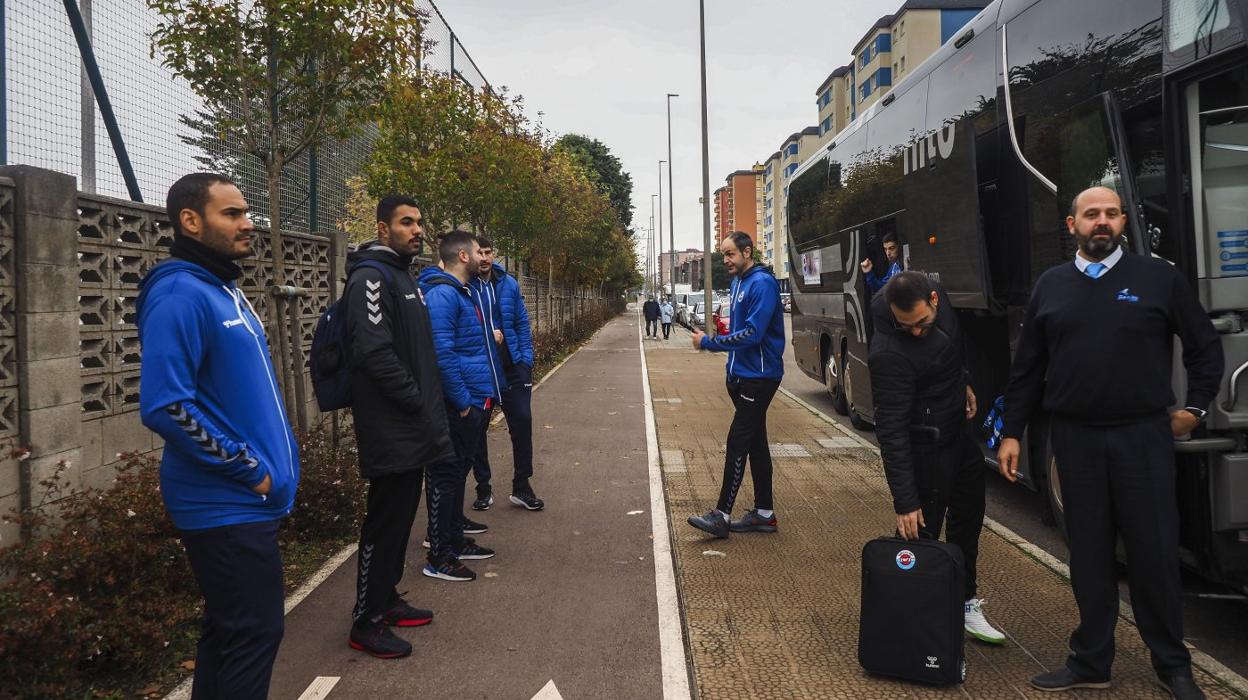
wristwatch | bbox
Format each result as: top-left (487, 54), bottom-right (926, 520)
top-left (1183, 406), bottom-right (1208, 422)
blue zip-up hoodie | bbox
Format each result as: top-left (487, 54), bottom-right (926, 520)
top-left (137, 260), bottom-right (300, 531)
top-left (699, 263), bottom-right (785, 381)
top-left (420, 266), bottom-right (506, 411)
top-left (472, 263), bottom-right (533, 369)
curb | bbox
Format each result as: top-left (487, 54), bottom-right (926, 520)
top-left (777, 385), bottom-right (1248, 699)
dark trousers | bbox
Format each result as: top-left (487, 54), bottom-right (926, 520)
top-left (181, 519), bottom-right (284, 700)
top-left (428, 405), bottom-right (488, 560)
top-left (662, 322), bottom-right (672, 339)
top-left (716, 378), bottom-right (780, 514)
top-left (646, 318), bottom-right (659, 336)
top-left (472, 364), bottom-right (534, 496)
top-left (353, 469), bottom-right (423, 624)
top-left (912, 430), bottom-right (986, 601)
top-left (1050, 415), bottom-right (1190, 679)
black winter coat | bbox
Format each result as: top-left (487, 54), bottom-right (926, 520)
top-left (643, 300), bottom-right (661, 320)
top-left (345, 243), bottom-right (454, 478)
top-left (867, 284), bottom-right (970, 514)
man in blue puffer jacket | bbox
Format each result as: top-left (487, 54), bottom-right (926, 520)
top-left (419, 231), bottom-right (506, 581)
top-left (138, 173), bottom-right (299, 700)
top-left (468, 235), bottom-right (544, 512)
top-left (687, 231), bottom-right (785, 539)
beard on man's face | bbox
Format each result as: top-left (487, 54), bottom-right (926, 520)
top-left (203, 223), bottom-right (253, 260)
top-left (1078, 223), bottom-right (1121, 260)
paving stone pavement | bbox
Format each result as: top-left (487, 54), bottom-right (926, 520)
top-left (643, 324), bottom-right (1245, 700)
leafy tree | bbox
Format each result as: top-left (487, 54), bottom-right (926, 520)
top-left (555, 134), bottom-right (635, 230)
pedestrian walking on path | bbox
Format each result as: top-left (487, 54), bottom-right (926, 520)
top-left (660, 297), bottom-right (674, 339)
top-left (687, 231), bottom-right (786, 538)
top-left (469, 235), bottom-right (544, 512)
top-left (998, 187), bottom-right (1223, 700)
top-left (343, 196), bottom-right (453, 659)
top-left (138, 173), bottom-right (299, 700)
top-left (867, 271), bottom-right (1006, 646)
top-left (643, 295), bottom-right (661, 338)
top-left (420, 231), bottom-right (506, 581)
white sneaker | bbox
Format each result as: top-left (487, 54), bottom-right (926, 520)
top-left (964, 598), bottom-right (1006, 645)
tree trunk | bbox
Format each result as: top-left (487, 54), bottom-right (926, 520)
top-left (266, 161), bottom-right (295, 417)
top-left (547, 259), bottom-right (554, 335)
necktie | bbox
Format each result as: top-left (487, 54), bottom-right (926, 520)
top-left (1085, 262), bottom-right (1106, 279)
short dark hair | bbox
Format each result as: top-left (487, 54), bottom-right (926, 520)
top-left (166, 172), bottom-right (235, 236)
top-left (883, 271), bottom-right (933, 312)
top-left (882, 232), bottom-right (897, 245)
top-left (726, 231), bottom-right (754, 257)
top-left (377, 194), bottom-right (419, 225)
top-left (475, 234), bottom-right (495, 250)
top-left (439, 230), bottom-right (477, 265)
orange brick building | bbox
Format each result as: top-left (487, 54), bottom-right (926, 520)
top-left (713, 170), bottom-right (761, 245)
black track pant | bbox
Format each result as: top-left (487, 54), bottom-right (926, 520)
top-left (911, 430), bottom-right (986, 601)
top-left (1050, 415), bottom-right (1191, 680)
top-left (352, 469), bottom-right (423, 624)
top-left (428, 405), bottom-right (489, 561)
top-left (473, 363), bottom-right (535, 497)
top-left (662, 322), bottom-right (672, 339)
top-left (646, 318), bottom-right (659, 336)
top-left (181, 519), bottom-right (284, 700)
top-left (716, 377), bottom-right (780, 514)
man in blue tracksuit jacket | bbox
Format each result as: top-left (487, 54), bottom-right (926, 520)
top-left (687, 231), bottom-right (785, 539)
top-left (138, 173), bottom-right (299, 700)
top-left (468, 235), bottom-right (544, 512)
top-left (418, 231), bottom-right (506, 581)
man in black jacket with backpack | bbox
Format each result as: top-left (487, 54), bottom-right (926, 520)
top-left (868, 271), bottom-right (1005, 647)
top-left (344, 195), bottom-right (455, 659)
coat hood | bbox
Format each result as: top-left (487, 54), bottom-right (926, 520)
top-left (419, 264), bottom-right (468, 291)
top-left (347, 241), bottom-right (413, 274)
top-left (137, 259), bottom-right (239, 321)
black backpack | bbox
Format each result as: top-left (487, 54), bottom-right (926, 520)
top-left (858, 536), bottom-right (967, 685)
top-left (311, 261), bottom-right (395, 411)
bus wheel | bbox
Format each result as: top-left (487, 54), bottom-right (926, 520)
top-left (826, 353), bottom-right (848, 416)
top-left (1046, 446), bottom-right (1070, 544)
top-left (844, 367), bottom-right (873, 432)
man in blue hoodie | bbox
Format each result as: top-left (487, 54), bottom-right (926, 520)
top-left (468, 235), bottom-right (544, 512)
top-left (687, 231), bottom-right (785, 539)
top-left (138, 173), bottom-right (299, 700)
top-left (419, 231), bottom-right (506, 581)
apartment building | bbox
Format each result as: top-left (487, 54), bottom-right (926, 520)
top-left (816, 0), bottom-right (989, 139)
top-left (759, 151), bottom-right (782, 269)
top-left (774, 126), bottom-right (821, 285)
top-left (658, 248), bottom-right (704, 286)
top-left (713, 169), bottom-right (762, 245)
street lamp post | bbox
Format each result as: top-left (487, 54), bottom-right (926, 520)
top-left (666, 93), bottom-right (678, 297)
top-left (658, 160), bottom-right (666, 297)
top-left (699, 0), bottom-right (714, 335)
top-left (650, 194), bottom-right (658, 294)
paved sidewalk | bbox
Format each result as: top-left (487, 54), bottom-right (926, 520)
top-left (645, 322), bottom-right (1245, 700)
top-left (264, 314), bottom-right (664, 700)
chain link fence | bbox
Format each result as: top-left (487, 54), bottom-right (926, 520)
top-left (2, 0), bottom-right (489, 233)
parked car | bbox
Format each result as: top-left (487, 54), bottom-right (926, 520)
top-left (712, 302), bottom-right (730, 336)
top-left (689, 302), bottom-right (706, 329)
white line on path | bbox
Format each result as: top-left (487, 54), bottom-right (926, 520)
top-left (295, 676), bottom-right (340, 700)
top-left (638, 310), bottom-right (694, 700)
top-left (777, 385), bottom-right (1248, 698)
top-left (164, 338), bottom-right (592, 700)
top-left (530, 679), bottom-right (565, 700)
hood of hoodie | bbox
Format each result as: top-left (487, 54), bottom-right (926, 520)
top-left (419, 265), bottom-right (470, 292)
top-left (137, 259), bottom-right (236, 320)
top-left (347, 241), bottom-right (413, 274)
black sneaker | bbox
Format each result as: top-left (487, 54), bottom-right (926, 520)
top-left (729, 509), bottom-right (778, 533)
top-left (1030, 667), bottom-right (1111, 692)
top-left (380, 598), bottom-right (433, 628)
top-left (1158, 675), bottom-right (1206, 700)
top-left (348, 620), bottom-right (412, 658)
top-left (509, 490), bottom-right (545, 511)
top-left (456, 542), bottom-right (495, 560)
top-left (458, 517), bottom-right (488, 534)
top-left (422, 557), bottom-right (476, 582)
top-left (472, 494), bottom-right (494, 511)
top-left (688, 510), bottom-right (730, 538)
top-left (421, 535), bottom-right (476, 550)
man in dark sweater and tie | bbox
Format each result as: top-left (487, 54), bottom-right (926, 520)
top-left (998, 187), bottom-right (1223, 700)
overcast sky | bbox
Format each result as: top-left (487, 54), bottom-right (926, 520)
top-left (441, 0), bottom-right (899, 255)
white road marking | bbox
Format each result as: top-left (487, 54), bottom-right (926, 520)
top-left (638, 310), bottom-right (694, 700)
top-left (531, 680), bottom-right (564, 700)
top-left (295, 676), bottom-right (340, 700)
top-left (769, 442), bottom-right (811, 458)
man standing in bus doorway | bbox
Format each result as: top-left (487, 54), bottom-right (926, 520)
top-left (687, 231), bottom-right (786, 538)
top-left (868, 271), bottom-right (1007, 647)
top-left (861, 232), bottom-right (903, 294)
top-left (998, 187), bottom-right (1223, 699)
